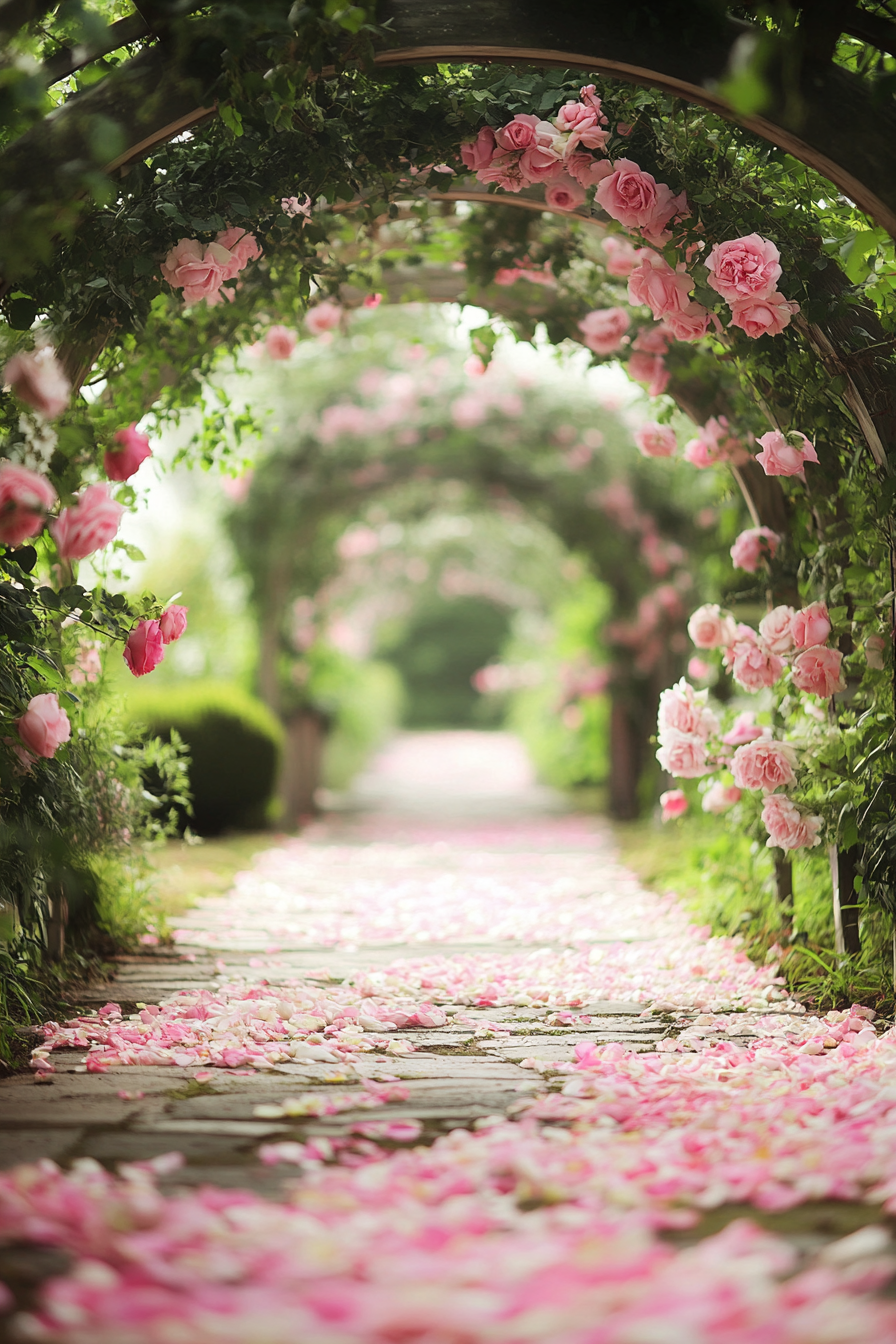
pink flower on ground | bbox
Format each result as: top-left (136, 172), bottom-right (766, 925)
top-left (731, 639), bottom-right (784, 691)
top-left (628, 253), bottom-right (693, 320)
top-left (578, 307), bottom-right (630, 355)
top-left (460, 126), bottom-right (498, 172)
top-left (658, 680), bottom-right (719, 740)
top-left (755, 429), bottom-right (818, 476)
top-left (0, 462), bottom-right (56, 546)
top-left (105, 424), bottom-right (152, 481)
top-left (305, 300), bottom-right (343, 336)
top-left (123, 620), bottom-right (165, 677)
top-left (602, 236), bottom-right (640, 277)
top-left (16, 693), bottom-right (71, 759)
top-left (161, 238), bottom-right (232, 305)
top-left (722, 711), bottom-right (766, 746)
top-left (627, 351), bottom-right (669, 397)
top-left (730, 526), bottom-right (781, 573)
top-left (596, 159), bottom-right (687, 241)
top-left (732, 739), bottom-right (798, 792)
top-left (762, 793), bottom-right (823, 851)
top-left (634, 422), bottom-right (677, 458)
top-left (51, 484), bottom-right (125, 561)
top-left (545, 176), bottom-right (587, 212)
top-left (702, 782), bottom-right (742, 813)
top-left (687, 604), bottom-right (737, 649)
top-left (791, 601), bottom-right (831, 649)
top-left (660, 789), bottom-right (688, 821)
top-left (728, 291), bottom-right (799, 339)
top-left (656, 730), bottom-right (710, 777)
top-left (791, 645), bottom-right (845, 697)
top-left (705, 235), bottom-right (782, 303)
top-left (3, 347), bottom-right (70, 419)
top-left (758, 606), bottom-right (796, 654)
top-left (265, 325), bottom-right (297, 360)
top-left (215, 227), bottom-right (261, 280)
top-left (159, 605), bottom-right (188, 644)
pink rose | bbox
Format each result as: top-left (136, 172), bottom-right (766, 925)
top-left (730, 640), bottom-right (784, 691)
top-left (658, 680), bottom-right (718, 740)
top-left (0, 462), bottom-right (56, 547)
top-left (791, 645), bottom-right (845, 697)
top-left (476, 153), bottom-right (526, 193)
top-left (661, 301), bottom-right (714, 343)
top-left (578, 307), bottom-right (630, 355)
top-left (51, 484), bottom-right (125, 561)
top-left (762, 794), bottom-right (822, 851)
top-left (215, 228), bottom-right (261, 280)
top-left (687, 603), bottom-right (737, 649)
top-left (265, 325), bottom-right (297, 361)
top-left (758, 605), bottom-right (796, 654)
top-left (790, 601), bottom-right (831, 649)
top-left (660, 789), bottom-right (688, 821)
top-left (634, 422), bottom-right (677, 458)
top-left (160, 238), bottom-right (232, 305)
top-left (702, 782), bottom-right (742, 814)
top-left (363, 293), bottom-right (382, 309)
top-left (627, 253), bottom-right (693, 320)
top-left (519, 143), bottom-right (564, 184)
top-left (305, 301), bottom-right (342, 336)
top-left (105, 424), bottom-right (152, 482)
top-left (460, 126), bottom-right (498, 172)
top-left (755, 429), bottom-right (818, 476)
top-left (705, 234), bottom-right (782, 303)
top-left (545, 176), bottom-right (587, 212)
top-left (554, 100), bottom-right (610, 153)
top-left (683, 416), bottom-right (742, 469)
top-left (730, 526), bottom-right (781, 573)
top-left (728, 291), bottom-right (798, 339)
top-left (159, 604), bottom-right (188, 644)
top-left (3, 347), bottom-right (70, 420)
top-left (626, 351), bottom-right (669, 397)
top-left (579, 85), bottom-right (607, 118)
top-left (732, 738), bottom-right (798, 792)
top-left (566, 154), bottom-right (614, 188)
top-left (16, 692), bottom-right (71, 759)
top-left (632, 325), bottom-right (669, 354)
top-left (602, 236), bottom-right (640, 277)
top-left (495, 113), bottom-right (540, 153)
top-left (124, 620), bottom-right (165, 677)
top-left (688, 657), bottom-right (711, 681)
top-left (722, 712), bottom-right (765, 746)
top-left (656, 730), bottom-right (710, 778)
top-left (596, 159), bottom-right (687, 240)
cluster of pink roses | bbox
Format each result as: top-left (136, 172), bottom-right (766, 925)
top-left (161, 227), bottom-right (261, 307)
top-left (123, 605), bottom-right (188, 678)
top-left (689, 599), bottom-right (845, 698)
top-left (705, 234), bottom-right (799, 340)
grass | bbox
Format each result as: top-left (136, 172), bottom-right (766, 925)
top-left (149, 832), bottom-right (278, 920)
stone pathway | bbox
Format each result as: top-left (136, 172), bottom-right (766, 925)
top-left (3, 732), bottom-right (896, 1341)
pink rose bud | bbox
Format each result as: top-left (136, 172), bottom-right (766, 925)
top-left (755, 429), bottom-right (818, 477)
top-left (0, 462), bottom-right (57, 547)
top-left (791, 645), bottom-right (845, 698)
top-left (634, 422), bottom-right (677, 458)
top-left (16, 692), bottom-right (71, 759)
top-left (264, 325), bottom-right (297, 361)
top-left (729, 526), bottom-right (781, 573)
top-left (3, 347), bottom-right (70, 419)
top-left (123, 620), bottom-right (165, 677)
top-left (660, 789), bottom-right (688, 821)
top-left (158, 604), bottom-right (188, 644)
top-left (790, 601), bottom-right (831, 649)
top-left (732, 739), bottom-right (798, 793)
top-left (105, 424), bottom-right (152, 481)
top-left (51, 484), bottom-right (125, 561)
top-left (762, 794), bottom-right (823, 851)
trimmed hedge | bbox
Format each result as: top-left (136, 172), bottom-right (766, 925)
top-left (125, 682), bottom-right (284, 835)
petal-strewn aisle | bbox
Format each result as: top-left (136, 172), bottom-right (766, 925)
top-left (3, 732), bottom-right (896, 1341)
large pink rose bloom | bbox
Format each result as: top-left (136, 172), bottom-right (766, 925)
top-left (730, 526), bottom-right (780, 572)
top-left (124, 620), bottom-right (165, 677)
top-left (51, 484), bottom-right (125, 561)
top-left (660, 789), bottom-right (688, 821)
top-left (791, 645), bottom-right (845, 697)
top-left (161, 238), bottom-right (232, 306)
top-left (105, 424), bottom-right (152, 482)
top-left (0, 462), bottom-right (57, 547)
top-left (460, 126), bottom-right (497, 173)
top-left (705, 235), bottom-right (782, 303)
top-left (626, 351), bottom-right (669, 397)
top-left (16, 693), bottom-right (71, 759)
top-left (627, 253), bottom-right (693, 320)
top-left (728, 291), bottom-right (798, 339)
top-left (791, 601), bottom-right (831, 649)
top-left (3, 347), bottom-right (70, 419)
top-left (495, 113), bottom-right (541, 153)
top-left (578, 306), bottom-right (630, 355)
top-left (634, 422), bottom-right (677, 458)
top-left (658, 680), bottom-right (718, 740)
top-left (731, 640), bottom-right (784, 691)
top-left (159, 604), bottom-right (188, 644)
top-left (656, 729), bottom-right (710, 778)
top-left (215, 228), bottom-right (261, 281)
top-left (687, 603), bottom-right (737, 649)
top-left (732, 738), bottom-right (798, 792)
top-left (755, 429), bottom-right (818, 476)
top-left (596, 159), bottom-right (687, 241)
top-left (758, 605), bottom-right (795, 654)
top-left (762, 794), bottom-right (822, 851)
top-left (305, 301), bottom-right (343, 336)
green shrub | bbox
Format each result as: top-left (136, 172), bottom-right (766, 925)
top-left (125, 681), bottom-right (284, 835)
